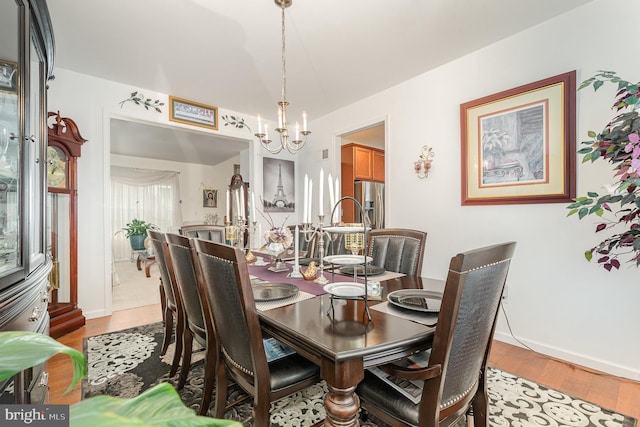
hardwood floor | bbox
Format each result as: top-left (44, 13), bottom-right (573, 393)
top-left (47, 304), bottom-right (640, 421)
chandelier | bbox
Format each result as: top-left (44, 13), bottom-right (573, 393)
top-left (255, 0), bottom-right (310, 154)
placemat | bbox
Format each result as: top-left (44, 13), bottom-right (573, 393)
top-left (370, 301), bottom-right (439, 327)
top-left (255, 290), bottom-right (316, 311)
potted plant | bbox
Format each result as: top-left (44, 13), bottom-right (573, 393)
top-left (566, 71), bottom-right (640, 271)
top-left (123, 218), bottom-right (158, 250)
top-left (0, 331), bottom-right (241, 427)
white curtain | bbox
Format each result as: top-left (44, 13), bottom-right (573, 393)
top-left (111, 166), bottom-right (182, 262)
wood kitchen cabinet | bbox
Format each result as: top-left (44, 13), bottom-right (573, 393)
top-left (340, 143), bottom-right (385, 222)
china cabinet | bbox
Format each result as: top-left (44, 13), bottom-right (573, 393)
top-left (47, 111), bottom-right (87, 338)
top-left (0, 0), bottom-right (55, 404)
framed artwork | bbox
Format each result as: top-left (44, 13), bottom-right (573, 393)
top-left (169, 96), bottom-right (218, 130)
top-left (203, 189), bottom-right (218, 208)
top-left (263, 157), bottom-right (295, 212)
top-left (460, 71), bottom-right (576, 205)
top-left (0, 60), bottom-right (17, 93)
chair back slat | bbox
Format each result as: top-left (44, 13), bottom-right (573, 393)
top-left (166, 233), bottom-right (205, 331)
top-left (147, 230), bottom-right (176, 306)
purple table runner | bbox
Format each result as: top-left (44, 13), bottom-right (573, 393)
top-left (248, 264), bottom-right (363, 296)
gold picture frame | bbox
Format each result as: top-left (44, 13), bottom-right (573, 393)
top-left (460, 71), bottom-right (576, 205)
top-left (169, 96), bottom-right (218, 130)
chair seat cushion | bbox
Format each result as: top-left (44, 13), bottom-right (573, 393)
top-left (268, 353), bottom-right (320, 391)
top-left (356, 369), bottom-right (420, 426)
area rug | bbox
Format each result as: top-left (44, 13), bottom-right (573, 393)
top-left (82, 322), bottom-right (637, 427)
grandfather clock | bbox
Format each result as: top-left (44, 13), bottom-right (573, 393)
top-left (47, 111), bottom-right (87, 338)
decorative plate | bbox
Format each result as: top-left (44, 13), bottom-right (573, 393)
top-left (387, 289), bottom-right (443, 313)
top-left (338, 265), bottom-right (385, 276)
top-left (323, 282), bottom-right (366, 297)
top-left (252, 282), bottom-right (299, 301)
top-left (323, 226), bottom-right (372, 234)
top-left (323, 255), bottom-right (373, 265)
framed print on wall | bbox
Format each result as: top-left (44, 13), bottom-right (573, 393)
top-left (169, 96), bottom-right (218, 130)
top-left (203, 189), bottom-right (217, 208)
top-left (460, 71), bottom-right (576, 205)
top-left (263, 157), bottom-right (295, 212)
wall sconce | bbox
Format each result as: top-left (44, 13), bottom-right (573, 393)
top-left (414, 145), bottom-right (435, 179)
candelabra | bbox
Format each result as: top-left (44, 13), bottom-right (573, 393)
top-left (301, 214), bottom-right (331, 284)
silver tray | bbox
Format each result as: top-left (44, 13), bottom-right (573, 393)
top-left (387, 289), bottom-right (443, 313)
top-left (252, 282), bottom-right (299, 301)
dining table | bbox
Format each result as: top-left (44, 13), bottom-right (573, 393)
top-left (248, 261), bottom-right (445, 427)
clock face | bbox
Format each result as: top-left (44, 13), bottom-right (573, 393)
top-left (47, 146), bottom-right (67, 188)
top-left (275, 200), bottom-right (285, 208)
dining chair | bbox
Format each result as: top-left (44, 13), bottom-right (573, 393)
top-left (191, 238), bottom-right (320, 427)
top-left (180, 224), bottom-right (225, 243)
top-left (146, 230), bottom-right (183, 378)
top-left (356, 241), bottom-right (516, 427)
top-left (366, 228), bottom-right (427, 275)
top-left (165, 233), bottom-right (218, 415)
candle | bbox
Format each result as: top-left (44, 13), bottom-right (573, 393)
top-left (257, 115), bottom-right (262, 134)
top-left (295, 122), bottom-right (300, 141)
top-left (240, 188), bottom-right (246, 219)
top-left (303, 174), bottom-right (308, 224)
top-left (278, 108), bottom-right (283, 129)
top-left (294, 225), bottom-right (300, 265)
top-left (319, 168), bottom-right (324, 215)
top-left (308, 179), bottom-right (313, 223)
top-left (302, 111), bottom-right (308, 132)
top-left (334, 177), bottom-right (340, 224)
top-left (226, 189), bottom-right (231, 221)
top-left (234, 189), bottom-right (240, 220)
top-left (251, 191), bottom-right (256, 220)
top-left (327, 173), bottom-right (335, 220)
top-left (264, 123), bottom-right (269, 140)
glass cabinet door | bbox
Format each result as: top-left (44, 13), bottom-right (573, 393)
top-left (0, 0), bottom-right (22, 277)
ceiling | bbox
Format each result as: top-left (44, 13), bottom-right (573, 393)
top-left (48, 0), bottom-right (593, 165)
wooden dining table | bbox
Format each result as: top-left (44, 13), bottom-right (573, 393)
top-left (253, 268), bottom-right (445, 427)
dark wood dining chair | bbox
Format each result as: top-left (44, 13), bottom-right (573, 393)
top-left (356, 241), bottom-right (516, 427)
top-left (180, 224), bottom-right (225, 243)
top-left (165, 233), bottom-right (218, 415)
top-left (190, 238), bottom-right (320, 427)
top-left (147, 230), bottom-right (183, 378)
top-left (366, 228), bottom-right (427, 275)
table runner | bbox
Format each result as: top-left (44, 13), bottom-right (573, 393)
top-left (249, 264), bottom-right (406, 296)
top-left (249, 264), bottom-right (357, 296)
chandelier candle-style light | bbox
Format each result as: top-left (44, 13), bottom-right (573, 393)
top-left (255, 0), bottom-right (310, 154)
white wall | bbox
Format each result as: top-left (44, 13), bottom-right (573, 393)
top-left (303, 0), bottom-right (640, 379)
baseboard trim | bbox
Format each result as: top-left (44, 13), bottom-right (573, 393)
top-left (493, 331), bottom-right (640, 382)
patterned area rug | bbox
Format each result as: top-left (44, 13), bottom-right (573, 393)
top-left (82, 322), bottom-right (636, 427)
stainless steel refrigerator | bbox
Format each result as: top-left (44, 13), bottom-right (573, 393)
top-left (354, 180), bottom-right (385, 229)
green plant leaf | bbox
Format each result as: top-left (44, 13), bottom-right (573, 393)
top-left (584, 250), bottom-right (593, 261)
top-left (578, 207), bottom-right (589, 219)
top-left (593, 80), bottom-right (604, 91)
top-left (566, 208), bottom-right (578, 217)
top-left (70, 383), bottom-right (240, 427)
top-left (0, 332), bottom-right (85, 393)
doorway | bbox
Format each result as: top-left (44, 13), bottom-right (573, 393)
top-left (107, 117), bottom-right (250, 312)
top-left (338, 121), bottom-right (386, 226)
